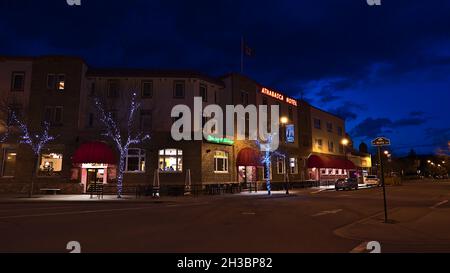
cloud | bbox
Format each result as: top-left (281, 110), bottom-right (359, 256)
top-left (328, 101), bottom-right (365, 121)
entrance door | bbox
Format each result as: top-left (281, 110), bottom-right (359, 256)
top-left (86, 169), bottom-right (103, 193)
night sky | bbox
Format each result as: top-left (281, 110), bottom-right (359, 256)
top-left (1, 0), bottom-right (449, 155)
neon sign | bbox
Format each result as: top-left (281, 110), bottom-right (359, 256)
top-left (261, 87), bottom-right (297, 107)
top-left (206, 135), bottom-right (235, 146)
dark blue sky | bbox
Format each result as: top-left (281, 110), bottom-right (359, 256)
top-left (1, 0), bottom-right (449, 155)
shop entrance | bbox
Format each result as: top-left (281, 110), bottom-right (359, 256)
top-left (80, 164), bottom-right (108, 193)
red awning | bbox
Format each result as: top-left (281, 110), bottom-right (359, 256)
top-left (307, 154), bottom-right (355, 169)
top-left (72, 141), bottom-right (117, 165)
top-left (236, 148), bottom-right (263, 167)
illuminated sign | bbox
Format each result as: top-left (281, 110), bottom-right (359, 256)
top-left (261, 87), bottom-right (297, 107)
top-left (286, 97), bottom-right (298, 107)
top-left (206, 135), bottom-right (235, 146)
top-left (286, 124), bottom-right (295, 143)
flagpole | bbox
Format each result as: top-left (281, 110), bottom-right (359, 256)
top-left (241, 36), bottom-right (244, 74)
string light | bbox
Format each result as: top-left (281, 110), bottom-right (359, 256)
top-left (256, 133), bottom-right (285, 196)
top-left (95, 92), bottom-right (150, 198)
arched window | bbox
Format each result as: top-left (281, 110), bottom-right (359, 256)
top-left (159, 149), bottom-right (183, 172)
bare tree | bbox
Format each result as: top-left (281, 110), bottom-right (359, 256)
top-left (94, 92), bottom-right (150, 198)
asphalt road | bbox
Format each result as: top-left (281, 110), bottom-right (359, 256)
top-left (0, 181), bottom-right (449, 253)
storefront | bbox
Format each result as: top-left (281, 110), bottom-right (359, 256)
top-left (72, 141), bottom-right (117, 193)
top-left (307, 154), bottom-right (356, 185)
top-left (236, 147), bottom-right (263, 187)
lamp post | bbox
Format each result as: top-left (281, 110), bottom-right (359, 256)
top-left (280, 116), bottom-right (289, 195)
top-left (341, 138), bottom-right (349, 177)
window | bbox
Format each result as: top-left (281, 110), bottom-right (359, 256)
top-left (327, 122), bottom-right (333, 133)
top-left (214, 151), bottom-right (229, 173)
top-left (2, 149), bottom-right (17, 177)
top-left (44, 106), bottom-right (63, 125)
top-left (200, 84), bottom-right (207, 102)
top-left (337, 126), bottom-right (343, 136)
top-left (142, 81), bottom-right (153, 98)
top-left (214, 91), bottom-right (218, 104)
top-left (57, 74), bottom-right (65, 90)
top-left (241, 90), bottom-right (249, 105)
top-left (315, 139), bottom-right (323, 150)
top-left (47, 74), bottom-right (64, 90)
top-left (173, 81), bottom-right (185, 98)
top-left (262, 97), bottom-right (268, 105)
top-left (328, 141), bottom-right (334, 152)
top-left (47, 74), bottom-right (56, 89)
top-left (140, 110), bottom-right (152, 133)
top-left (38, 152), bottom-right (63, 176)
top-left (288, 106), bottom-right (294, 121)
top-left (159, 149), bottom-right (183, 172)
top-left (107, 80), bottom-right (119, 98)
top-left (125, 149), bottom-right (146, 173)
top-left (289, 158), bottom-right (298, 174)
top-left (277, 156), bottom-right (286, 174)
top-left (11, 72), bottom-right (25, 91)
top-left (314, 118), bottom-right (321, 129)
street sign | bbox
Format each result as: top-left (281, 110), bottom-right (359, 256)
top-left (372, 137), bottom-right (391, 147)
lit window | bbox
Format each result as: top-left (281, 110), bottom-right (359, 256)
top-left (38, 152), bottom-right (63, 176)
top-left (315, 139), bottom-right (323, 150)
top-left (125, 148), bottom-right (146, 173)
top-left (159, 149), bottom-right (183, 172)
top-left (57, 74), bottom-right (65, 90)
top-left (214, 151), bottom-right (229, 173)
top-left (289, 158), bottom-right (298, 174)
top-left (277, 156), bottom-right (286, 174)
top-left (2, 149), bottom-right (17, 177)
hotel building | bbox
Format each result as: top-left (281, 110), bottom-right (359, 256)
top-left (0, 56), bottom-right (362, 194)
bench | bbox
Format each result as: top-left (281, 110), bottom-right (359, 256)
top-left (40, 188), bottom-right (61, 195)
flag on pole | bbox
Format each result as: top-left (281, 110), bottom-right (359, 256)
top-left (241, 36), bottom-right (254, 73)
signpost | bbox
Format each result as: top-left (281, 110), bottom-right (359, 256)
top-left (372, 137), bottom-right (391, 223)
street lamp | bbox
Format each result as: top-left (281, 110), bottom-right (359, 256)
top-left (280, 117), bottom-right (289, 195)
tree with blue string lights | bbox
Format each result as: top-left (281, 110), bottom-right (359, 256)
top-left (94, 92), bottom-right (150, 198)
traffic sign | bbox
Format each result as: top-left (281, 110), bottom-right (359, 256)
top-left (372, 137), bottom-right (391, 147)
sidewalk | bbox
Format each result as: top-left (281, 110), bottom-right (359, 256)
top-left (0, 194), bottom-right (186, 203)
top-left (334, 206), bottom-right (450, 248)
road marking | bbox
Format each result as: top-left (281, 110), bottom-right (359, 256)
top-left (311, 189), bottom-right (327, 194)
top-left (431, 200), bottom-right (448, 209)
top-left (312, 209), bottom-right (343, 217)
top-left (0, 206), bottom-right (153, 220)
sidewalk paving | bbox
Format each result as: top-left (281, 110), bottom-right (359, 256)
top-left (334, 206), bottom-right (450, 247)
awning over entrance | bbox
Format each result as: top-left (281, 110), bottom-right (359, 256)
top-left (72, 141), bottom-right (117, 165)
top-left (236, 148), bottom-right (263, 167)
top-left (307, 154), bottom-right (356, 170)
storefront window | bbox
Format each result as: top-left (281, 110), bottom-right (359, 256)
top-left (289, 157), bottom-right (298, 174)
top-left (214, 151), bottom-right (229, 173)
top-left (38, 152), bottom-right (63, 176)
top-left (159, 149), bottom-right (183, 172)
top-left (277, 157), bottom-right (285, 174)
top-left (2, 149), bottom-right (17, 177)
top-left (125, 148), bottom-right (146, 173)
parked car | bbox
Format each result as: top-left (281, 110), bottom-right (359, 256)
top-left (364, 175), bottom-right (380, 187)
top-left (335, 178), bottom-right (359, 191)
